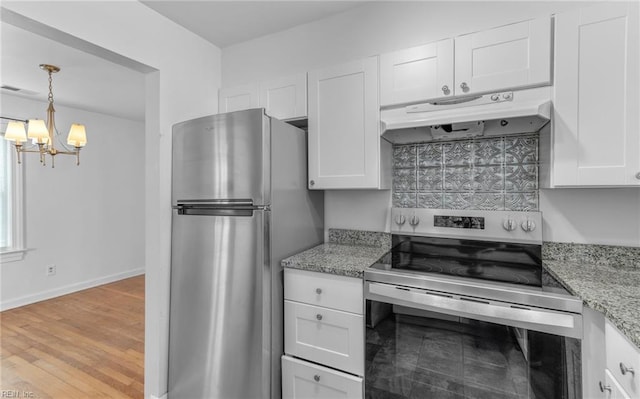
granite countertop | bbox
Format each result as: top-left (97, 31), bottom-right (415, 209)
top-left (283, 233), bottom-right (640, 348)
top-left (281, 229), bottom-right (391, 278)
top-left (543, 242), bottom-right (640, 349)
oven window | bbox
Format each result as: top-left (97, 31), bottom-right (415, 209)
top-left (366, 302), bottom-right (581, 399)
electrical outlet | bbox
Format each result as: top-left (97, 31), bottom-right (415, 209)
top-left (46, 264), bottom-right (56, 276)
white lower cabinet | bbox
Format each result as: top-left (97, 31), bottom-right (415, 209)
top-left (284, 268), bottom-right (363, 314)
top-left (605, 320), bottom-right (639, 398)
top-left (282, 355), bottom-right (363, 399)
top-left (283, 269), bottom-right (365, 399)
top-left (284, 300), bottom-right (364, 376)
top-left (604, 369), bottom-right (631, 399)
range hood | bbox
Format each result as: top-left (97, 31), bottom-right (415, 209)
top-left (381, 87), bottom-right (551, 144)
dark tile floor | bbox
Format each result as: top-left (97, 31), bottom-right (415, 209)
top-left (365, 314), bottom-right (532, 399)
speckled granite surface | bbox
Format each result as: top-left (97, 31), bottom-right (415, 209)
top-left (281, 229), bottom-right (391, 278)
top-left (544, 241), bottom-right (640, 270)
top-left (328, 228), bottom-right (392, 248)
top-left (543, 242), bottom-right (640, 349)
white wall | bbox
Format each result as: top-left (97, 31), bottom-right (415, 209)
top-left (1, 94), bottom-right (145, 309)
top-left (1, 2), bottom-right (222, 398)
top-left (222, 0), bottom-right (640, 247)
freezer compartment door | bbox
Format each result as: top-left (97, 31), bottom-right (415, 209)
top-left (172, 109), bottom-right (270, 204)
top-left (168, 209), bottom-right (270, 399)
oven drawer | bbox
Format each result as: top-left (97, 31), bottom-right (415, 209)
top-left (282, 355), bottom-right (363, 399)
top-left (285, 268), bottom-right (363, 314)
top-left (284, 300), bottom-right (364, 376)
top-left (605, 319), bottom-right (639, 398)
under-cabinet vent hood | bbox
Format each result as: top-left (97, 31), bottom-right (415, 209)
top-left (381, 87), bottom-right (551, 144)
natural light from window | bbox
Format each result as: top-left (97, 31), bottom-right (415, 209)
top-left (0, 125), bottom-right (25, 262)
top-left (1, 135), bottom-right (12, 250)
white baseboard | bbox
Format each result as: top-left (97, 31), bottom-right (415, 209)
top-left (0, 268), bottom-right (145, 311)
top-left (149, 394), bottom-right (167, 399)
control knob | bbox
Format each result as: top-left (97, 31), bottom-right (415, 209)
top-left (395, 214), bottom-right (406, 226)
top-left (409, 216), bottom-right (420, 226)
top-left (521, 220), bottom-right (536, 232)
top-left (503, 219), bottom-right (516, 232)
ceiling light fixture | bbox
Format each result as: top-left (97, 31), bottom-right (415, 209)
top-left (3, 64), bottom-right (87, 167)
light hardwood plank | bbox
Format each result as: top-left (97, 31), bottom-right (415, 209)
top-left (1, 275), bottom-right (144, 399)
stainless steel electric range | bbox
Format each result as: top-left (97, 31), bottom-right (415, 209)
top-left (364, 208), bottom-right (584, 399)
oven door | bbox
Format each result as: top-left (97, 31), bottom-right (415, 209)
top-left (365, 281), bottom-right (582, 399)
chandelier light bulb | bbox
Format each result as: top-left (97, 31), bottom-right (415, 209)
top-left (27, 119), bottom-right (49, 144)
top-left (67, 124), bottom-right (87, 148)
top-left (4, 121), bottom-right (27, 144)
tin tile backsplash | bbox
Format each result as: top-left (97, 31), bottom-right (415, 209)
top-left (392, 134), bottom-right (539, 211)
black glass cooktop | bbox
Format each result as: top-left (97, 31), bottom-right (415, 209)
top-left (372, 235), bottom-right (543, 287)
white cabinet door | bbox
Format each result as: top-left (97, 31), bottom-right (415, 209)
top-left (282, 355), bottom-right (363, 399)
top-left (308, 56), bottom-right (390, 190)
top-left (259, 73), bottom-right (307, 121)
top-left (455, 17), bottom-right (551, 95)
top-left (380, 38), bottom-right (454, 106)
top-left (218, 84), bottom-right (259, 113)
top-left (552, 2), bottom-right (640, 186)
top-left (284, 300), bottom-right (364, 376)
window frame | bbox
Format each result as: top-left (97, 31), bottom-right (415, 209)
top-left (1, 129), bottom-right (27, 263)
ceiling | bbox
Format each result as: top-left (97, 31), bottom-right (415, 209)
top-left (1, 22), bottom-right (146, 122)
top-left (1, 2), bottom-right (365, 122)
top-left (141, 1), bottom-right (365, 48)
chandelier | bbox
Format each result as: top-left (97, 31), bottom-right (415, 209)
top-left (3, 64), bottom-right (87, 167)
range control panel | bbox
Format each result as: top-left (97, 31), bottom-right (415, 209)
top-left (391, 208), bottom-right (542, 244)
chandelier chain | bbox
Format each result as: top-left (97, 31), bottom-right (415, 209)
top-left (48, 70), bottom-right (54, 104)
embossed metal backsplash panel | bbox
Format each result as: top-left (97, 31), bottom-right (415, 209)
top-left (392, 134), bottom-right (539, 211)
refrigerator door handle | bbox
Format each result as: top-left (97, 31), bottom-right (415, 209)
top-left (173, 203), bottom-right (261, 216)
top-left (176, 198), bottom-right (254, 207)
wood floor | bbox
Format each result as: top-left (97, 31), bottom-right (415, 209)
top-left (1, 275), bottom-right (145, 398)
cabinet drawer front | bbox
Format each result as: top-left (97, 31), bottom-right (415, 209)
top-left (284, 301), bottom-right (364, 376)
top-left (285, 268), bottom-right (363, 314)
top-left (605, 369), bottom-right (632, 399)
top-left (282, 355), bottom-right (363, 399)
top-left (606, 320), bottom-right (640, 397)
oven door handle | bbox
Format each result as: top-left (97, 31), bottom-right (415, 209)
top-left (366, 282), bottom-right (582, 339)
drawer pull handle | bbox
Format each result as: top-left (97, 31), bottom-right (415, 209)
top-left (599, 381), bottom-right (611, 393)
top-left (315, 288), bottom-right (322, 294)
top-left (314, 375), bottom-right (320, 382)
top-left (620, 362), bottom-right (635, 376)
top-left (316, 314), bottom-right (323, 321)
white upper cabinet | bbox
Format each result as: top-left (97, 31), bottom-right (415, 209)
top-left (380, 38), bottom-right (454, 106)
top-left (218, 73), bottom-right (307, 121)
top-left (379, 17), bottom-right (551, 107)
top-left (308, 56), bottom-right (390, 190)
top-left (551, 2), bottom-right (640, 186)
top-left (218, 83), bottom-right (259, 113)
top-left (455, 17), bottom-right (552, 96)
top-left (259, 73), bottom-right (307, 121)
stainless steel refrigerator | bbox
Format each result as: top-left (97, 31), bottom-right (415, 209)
top-left (168, 109), bottom-right (324, 399)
